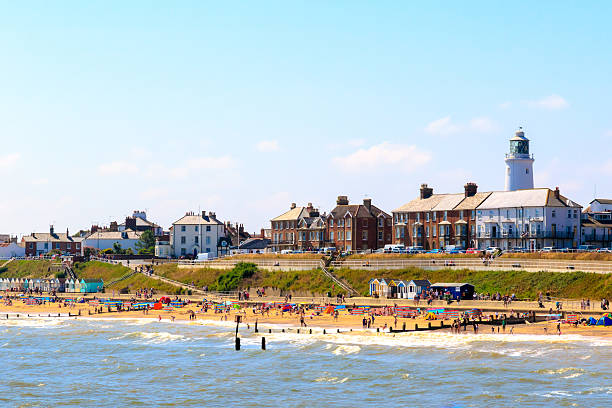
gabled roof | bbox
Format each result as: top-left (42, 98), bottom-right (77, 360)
top-left (23, 233), bottom-right (78, 243)
top-left (84, 230), bottom-right (142, 240)
top-left (239, 238), bottom-right (270, 250)
top-left (119, 217), bottom-right (160, 228)
top-left (271, 207), bottom-right (307, 222)
top-left (431, 194), bottom-right (466, 211)
top-left (477, 188), bottom-right (582, 210)
top-left (431, 282), bottom-right (474, 287)
top-left (454, 192), bottom-right (492, 210)
top-left (329, 204), bottom-right (390, 219)
top-left (393, 194), bottom-right (448, 213)
top-left (173, 214), bottom-right (223, 225)
top-left (591, 198), bottom-right (612, 205)
top-left (410, 279), bottom-right (431, 286)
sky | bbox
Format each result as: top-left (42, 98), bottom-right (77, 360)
top-left (1, 1), bottom-right (611, 236)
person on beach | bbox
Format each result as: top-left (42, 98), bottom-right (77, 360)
top-left (557, 322), bottom-right (561, 335)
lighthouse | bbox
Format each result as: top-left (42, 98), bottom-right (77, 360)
top-left (504, 127), bottom-right (534, 191)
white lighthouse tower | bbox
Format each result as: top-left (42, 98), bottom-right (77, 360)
top-left (504, 127), bottom-right (534, 191)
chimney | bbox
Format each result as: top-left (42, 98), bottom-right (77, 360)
top-left (110, 221), bottom-right (118, 232)
top-left (202, 210), bottom-right (207, 217)
top-left (363, 198), bottom-right (372, 211)
top-left (50, 225), bottom-right (54, 235)
top-left (91, 225), bottom-right (98, 233)
top-left (554, 187), bottom-right (560, 200)
top-left (464, 182), bottom-right (478, 198)
top-left (420, 184), bottom-right (433, 199)
top-left (290, 203), bottom-right (296, 209)
top-left (125, 217), bottom-right (136, 231)
top-left (337, 195), bottom-right (349, 205)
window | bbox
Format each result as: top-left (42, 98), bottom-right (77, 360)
top-left (378, 231), bottom-right (383, 240)
top-left (426, 213), bottom-right (430, 222)
top-left (460, 210), bottom-right (464, 220)
top-left (362, 219), bottom-right (368, 228)
top-left (67, 243), bottom-right (71, 250)
top-left (400, 228), bottom-right (405, 238)
top-left (181, 226), bottom-right (186, 232)
top-left (573, 210), bottom-right (578, 218)
top-left (552, 209), bottom-right (556, 218)
top-left (180, 236), bottom-right (186, 244)
top-left (339, 231), bottom-right (344, 240)
top-left (362, 231), bottom-right (368, 240)
top-left (206, 248), bottom-right (211, 253)
top-left (346, 231), bottom-right (352, 240)
top-left (506, 210), bottom-right (510, 219)
top-left (339, 219), bottom-right (344, 227)
top-left (347, 218), bottom-right (351, 227)
top-left (395, 228), bottom-right (400, 239)
top-left (567, 210), bottom-right (571, 218)
top-left (378, 218), bottom-right (383, 227)
top-left (444, 211), bottom-right (448, 221)
top-left (433, 227), bottom-right (437, 237)
top-left (29, 243), bottom-right (33, 249)
top-left (471, 210), bottom-right (475, 220)
top-left (440, 225), bottom-right (445, 236)
top-left (432, 212), bottom-right (436, 222)
top-left (206, 226), bottom-right (211, 232)
top-left (330, 231), bottom-right (334, 241)
top-left (526, 168), bottom-right (529, 174)
top-left (206, 236), bottom-right (211, 245)
top-left (76, 243), bottom-right (80, 249)
top-left (330, 219), bottom-right (334, 227)
top-left (416, 213), bottom-right (420, 222)
top-left (180, 248), bottom-right (186, 256)
top-left (195, 236), bottom-right (199, 244)
top-left (195, 225), bottom-right (199, 232)
top-left (426, 226), bottom-right (429, 237)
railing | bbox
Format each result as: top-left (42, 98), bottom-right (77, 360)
top-left (477, 231), bottom-right (576, 239)
top-left (330, 258), bottom-right (612, 273)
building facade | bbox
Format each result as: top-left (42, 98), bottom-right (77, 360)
top-left (475, 187), bottom-right (582, 250)
top-left (269, 203), bottom-right (310, 252)
top-left (118, 210), bottom-right (163, 236)
top-left (22, 226), bottom-right (82, 256)
top-left (171, 211), bottom-right (226, 258)
top-left (326, 196), bottom-right (392, 252)
top-left (393, 183), bottom-right (487, 250)
top-left (81, 230), bottom-right (142, 254)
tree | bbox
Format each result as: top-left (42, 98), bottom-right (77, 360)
top-left (136, 230), bottom-right (155, 255)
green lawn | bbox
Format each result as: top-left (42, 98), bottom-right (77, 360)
top-left (332, 267), bottom-right (612, 299)
top-left (0, 260), bottom-right (55, 279)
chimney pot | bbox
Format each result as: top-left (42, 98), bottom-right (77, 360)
top-left (363, 198), bottom-right (372, 210)
top-left (336, 195), bottom-right (349, 205)
top-left (464, 182), bottom-right (478, 198)
top-left (419, 184), bottom-right (433, 199)
top-left (290, 203), bottom-right (296, 209)
top-left (554, 187), bottom-right (560, 199)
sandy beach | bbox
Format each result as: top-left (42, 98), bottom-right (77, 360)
top-left (2, 299), bottom-right (611, 339)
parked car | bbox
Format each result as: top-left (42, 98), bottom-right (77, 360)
top-left (485, 247), bottom-right (501, 254)
top-left (427, 249), bottom-right (444, 254)
top-left (541, 247), bottom-right (556, 252)
top-left (465, 248), bottom-right (479, 254)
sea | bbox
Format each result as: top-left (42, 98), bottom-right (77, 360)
top-left (0, 317), bottom-right (611, 407)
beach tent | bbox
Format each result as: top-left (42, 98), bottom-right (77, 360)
top-left (153, 302), bottom-right (163, 310)
top-left (425, 312), bottom-right (437, 320)
top-left (597, 316), bottom-right (612, 326)
top-left (324, 305), bottom-right (334, 314)
top-left (588, 317), bottom-right (598, 325)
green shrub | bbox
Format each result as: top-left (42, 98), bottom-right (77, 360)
top-left (212, 262), bottom-right (258, 292)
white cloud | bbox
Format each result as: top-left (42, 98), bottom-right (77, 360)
top-left (526, 94), bottom-right (569, 110)
top-left (425, 116), bottom-right (462, 136)
top-left (256, 140), bottom-right (280, 152)
top-left (425, 116), bottom-right (498, 136)
top-left (97, 161), bottom-right (139, 175)
top-left (0, 153), bottom-right (20, 169)
top-left (332, 142), bottom-right (431, 173)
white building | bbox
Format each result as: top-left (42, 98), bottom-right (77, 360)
top-left (81, 230), bottom-right (142, 254)
top-left (171, 211), bottom-right (227, 258)
top-left (589, 199), bottom-right (612, 213)
top-left (0, 242), bottom-right (25, 258)
top-left (504, 128), bottom-right (534, 191)
top-left (475, 188), bottom-right (582, 250)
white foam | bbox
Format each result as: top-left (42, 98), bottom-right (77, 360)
top-left (332, 345), bottom-right (361, 355)
top-left (109, 331), bottom-right (187, 344)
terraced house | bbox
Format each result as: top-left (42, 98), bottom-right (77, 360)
top-left (22, 226), bottom-right (82, 256)
top-left (269, 203), bottom-right (324, 252)
top-left (392, 183), bottom-right (487, 250)
top-left (326, 196), bottom-right (392, 252)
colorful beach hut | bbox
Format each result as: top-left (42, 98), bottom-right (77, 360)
top-left (80, 279), bottom-right (104, 293)
top-left (430, 283), bottom-right (474, 300)
top-left (369, 279), bottom-right (381, 297)
top-left (73, 279), bottom-right (82, 293)
top-left (407, 280), bottom-right (431, 300)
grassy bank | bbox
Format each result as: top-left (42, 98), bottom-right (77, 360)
top-left (0, 260), bottom-right (55, 279)
top-left (156, 263), bottom-right (336, 295)
top-left (347, 252), bottom-right (612, 261)
top-left (332, 267), bottom-right (612, 299)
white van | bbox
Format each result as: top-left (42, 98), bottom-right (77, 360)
top-left (384, 244), bottom-right (405, 253)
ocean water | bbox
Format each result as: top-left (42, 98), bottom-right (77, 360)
top-left (0, 317), bottom-right (611, 407)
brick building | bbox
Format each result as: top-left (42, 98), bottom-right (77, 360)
top-left (392, 183), bottom-right (489, 250)
top-left (326, 196), bottom-right (392, 252)
top-left (270, 203), bottom-right (324, 252)
top-left (22, 226), bottom-right (83, 256)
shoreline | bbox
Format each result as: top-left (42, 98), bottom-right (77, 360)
top-left (2, 302), bottom-right (611, 340)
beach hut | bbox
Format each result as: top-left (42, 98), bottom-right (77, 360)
top-left (390, 280), bottom-right (409, 299)
top-left (369, 279), bottom-right (381, 297)
top-left (81, 279), bottom-right (104, 293)
top-left (378, 279), bottom-right (390, 298)
top-left (407, 280), bottom-right (431, 300)
top-left (73, 279), bottom-right (82, 293)
top-left (0, 278), bottom-right (5, 291)
top-left (57, 278), bottom-right (66, 293)
top-left (430, 283), bottom-right (474, 300)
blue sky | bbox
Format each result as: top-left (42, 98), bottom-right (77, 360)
top-left (1, 1), bottom-right (611, 235)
